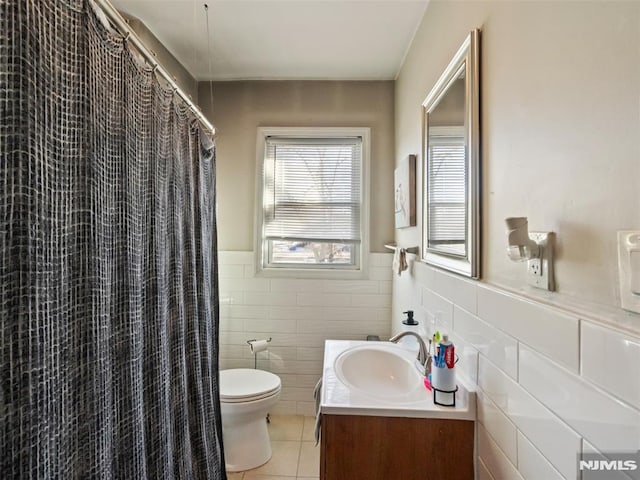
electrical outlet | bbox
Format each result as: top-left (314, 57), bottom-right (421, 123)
top-left (529, 258), bottom-right (542, 276)
top-left (527, 232), bottom-right (555, 291)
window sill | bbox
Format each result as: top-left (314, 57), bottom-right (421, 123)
top-left (254, 265), bottom-right (368, 280)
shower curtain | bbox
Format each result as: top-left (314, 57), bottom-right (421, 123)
top-left (0, 1), bottom-right (226, 478)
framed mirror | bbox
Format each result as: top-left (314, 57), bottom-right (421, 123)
top-left (422, 29), bottom-right (480, 278)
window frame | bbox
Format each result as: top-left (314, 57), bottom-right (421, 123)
top-left (254, 127), bottom-right (370, 279)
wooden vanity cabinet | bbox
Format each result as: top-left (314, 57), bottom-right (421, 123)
top-left (320, 414), bottom-right (474, 480)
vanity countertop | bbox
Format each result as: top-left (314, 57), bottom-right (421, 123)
top-left (321, 340), bottom-right (476, 421)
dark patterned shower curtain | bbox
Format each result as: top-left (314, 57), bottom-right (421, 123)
top-left (0, 1), bottom-right (226, 478)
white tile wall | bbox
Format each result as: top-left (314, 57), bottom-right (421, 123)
top-left (477, 286), bottom-right (580, 373)
top-left (454, 306), bottom-right (518, 380)
top-left (421, 287), bottom-right (454, 332)
top-left (477, 458), bottom-right (496, 480)
top-left (519, 346), bottom-right (640, 454)
top-left (517, 431), bottom-right (563, 480)
top-left (477, 423), bottom-right (524, 480)
top-left (431, 268), bottom-right (478, 314)
top-left (581, 321), bottom-right (640, 410)
top-left (401, 262), bottom-right (640, 480)
top-left (477, 389), bottom-right (518, 465)
top-left (218, 251), bottom-right (393, 415)
top-left (479, 356), bottom-right (581, 479)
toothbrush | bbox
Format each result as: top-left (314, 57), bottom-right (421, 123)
top-left (436, 346), bottom-right (444, 367)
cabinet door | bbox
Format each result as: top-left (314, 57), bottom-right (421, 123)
top-left (320, 414), bottom-right (474, 480)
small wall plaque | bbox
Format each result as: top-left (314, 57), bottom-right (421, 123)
top-left (394, 154), bottom-right (416, 228)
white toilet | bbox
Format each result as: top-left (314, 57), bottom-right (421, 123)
top-left (219, 368), bottom-right (282, 472)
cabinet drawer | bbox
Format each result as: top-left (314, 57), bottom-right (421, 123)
top-left (320, 414), bottom-right (474, 480)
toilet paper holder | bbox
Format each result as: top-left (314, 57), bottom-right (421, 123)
top-left (246, 338), bottom-right (272, 368)
top-left (246, 337), bottom-right (272, 346)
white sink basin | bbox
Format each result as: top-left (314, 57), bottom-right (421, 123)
top-left (333, 343), bottom-right (425, 402)
top-left (322, 340), bottom-right (476, 419)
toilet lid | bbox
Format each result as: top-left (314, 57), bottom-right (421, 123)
top-left (220, 369), bottom-right (281, 401)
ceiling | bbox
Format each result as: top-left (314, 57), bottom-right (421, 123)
top-left (112, 0), bottom-right (429, 81)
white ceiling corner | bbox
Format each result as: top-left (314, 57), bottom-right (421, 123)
top-left (112, 0), bottom-right (429, 80)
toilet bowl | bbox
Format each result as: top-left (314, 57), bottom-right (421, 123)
top-left (220, 368), bottom-right (281, 472)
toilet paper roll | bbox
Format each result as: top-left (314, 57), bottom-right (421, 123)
top-left (249, 339), bottom-right (269, 354)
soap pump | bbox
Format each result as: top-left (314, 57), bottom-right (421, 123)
top-left (402, 310), bottom-right (418, 326)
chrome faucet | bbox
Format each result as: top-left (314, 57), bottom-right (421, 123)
top-left (388, 331), bottom-right (431, 376)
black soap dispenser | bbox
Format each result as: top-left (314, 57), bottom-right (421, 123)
top-left (402, 310), bottom-right (418, 326)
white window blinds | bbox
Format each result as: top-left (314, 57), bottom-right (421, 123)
top-left (263, 137), bottom-right (362, 244)
top-left (427, 133), bottom-right (467, 254)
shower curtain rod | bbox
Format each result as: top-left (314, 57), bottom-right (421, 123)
top-left (93, 0), bottom-right (216, 136)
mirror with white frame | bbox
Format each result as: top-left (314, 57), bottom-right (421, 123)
top-left (422, 29), bottom-right (480, 278)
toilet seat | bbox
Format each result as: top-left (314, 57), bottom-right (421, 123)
top-left (220, 368), bottom-right (281, 403)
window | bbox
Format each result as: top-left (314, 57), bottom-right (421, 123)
top-left (256, 127), bottom-right (369, 276)
top-left (426, 126), bottom-right (466, 256)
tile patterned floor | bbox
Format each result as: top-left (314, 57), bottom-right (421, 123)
top-left (226, 415), bottom-right (319, 480)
